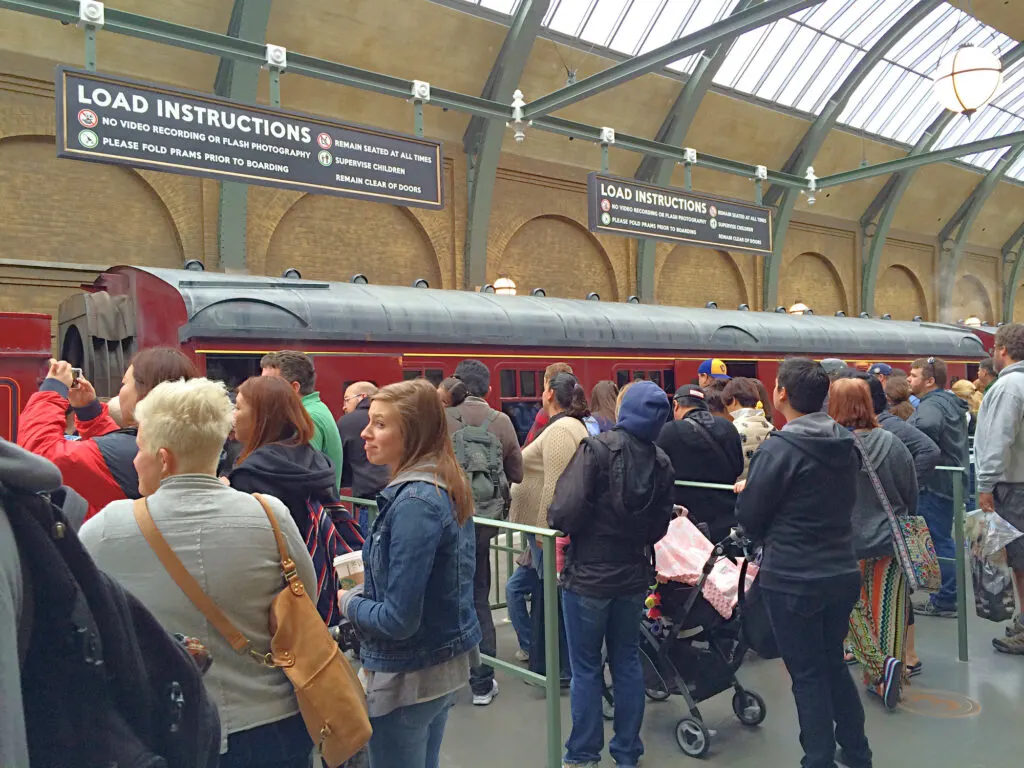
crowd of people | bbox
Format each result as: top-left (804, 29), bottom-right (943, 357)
top-left (2, 330), bottom-right (1022, 768)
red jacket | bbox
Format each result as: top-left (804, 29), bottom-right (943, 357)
top-left (17, 380), bottom-right (139, 521)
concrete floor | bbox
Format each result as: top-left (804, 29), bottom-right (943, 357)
top-left (438, 603), bottom-right (1023, 767)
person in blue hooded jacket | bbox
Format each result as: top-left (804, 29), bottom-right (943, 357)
top-left (548, 381), bottom-right (675, 768)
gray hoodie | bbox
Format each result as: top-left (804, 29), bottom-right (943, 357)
top-left (976, 360), bottom-right (1024, 493)
top-left (850, 429), bottom-right (918, 560)
top-left (908, 388), bottom-right (969, 499)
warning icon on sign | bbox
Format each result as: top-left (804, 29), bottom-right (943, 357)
top-left (316, 133), bottom-right (332, 149)
top-left (317, 150), bottom-right (333, 166)
top-left (77, 109), bottom-right (98, 129)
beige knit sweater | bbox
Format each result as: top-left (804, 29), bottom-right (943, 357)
top-left (731, 407), bottom-right (776, 480)
top-left (509, 414), bottom-right (589, 529)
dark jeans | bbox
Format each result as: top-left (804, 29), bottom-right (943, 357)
top-left (919, 491), bottom-right (957, 609)
top-left (470, 524), bottom-right (496, 695)
top-left (763, 584), bottom-right (871, 768)
top-left (561, 590), bottom-right (646, 767)
top-left (506, 563), bottom-right (537, 654)
top-left (221, 714), bottom-right (312, 768)
top-left (367, 692), bottom-right (455, 768)
top-left (356, 505), bottom-right (370, 536)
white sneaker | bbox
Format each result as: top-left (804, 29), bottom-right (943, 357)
top-left (473, 680), bottom-right (499, 706)
top-left (514, 649), bottom-right (530, 663)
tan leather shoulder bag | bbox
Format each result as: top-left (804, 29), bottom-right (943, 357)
top-left (134, 494), bottom-right (371, 767)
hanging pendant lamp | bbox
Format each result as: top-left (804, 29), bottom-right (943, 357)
top-left (932, 45), bottom-right (1003, 116)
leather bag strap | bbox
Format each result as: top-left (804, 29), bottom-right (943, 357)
top-left (252, 493), bottom-right (301, 586)
top-left (133, 497), bottom-right (250, 653)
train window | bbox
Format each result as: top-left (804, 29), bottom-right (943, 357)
top-left (500, 369), bottom-right (517, 398)
top-left (648, 370), bottom-right (662, 386)
top-left (520, 370), bottom-right (537, 398)
top-left (662, 368), bottom-right (676, 396)
top-left (205, 354), bottom-right (262, 392)
top-left (424, 368), bottom-right (444, 387)
top-left (503, 402), bottom-right (541, 446)
top-left (723, 360), bottom-right (758, 379)
top-left (403, 369), bottom-right (422, 381)
top-left (966, 363), bottom-right (979, 382)
top-left (616, 370), bottom-right (629, 388)
top-left (632, 370), bottom-right (646, 381)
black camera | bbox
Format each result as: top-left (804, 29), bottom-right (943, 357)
top-left (330, 618), bottom-right (360, 656)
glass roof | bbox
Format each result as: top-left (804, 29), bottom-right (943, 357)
top-left (445, 0), bottom-right (1024, 181)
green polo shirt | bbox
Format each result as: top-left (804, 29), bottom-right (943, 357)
top-left (302, 391), bottom-right (343, 490)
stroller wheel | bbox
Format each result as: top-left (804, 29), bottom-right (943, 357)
top-left (675, 717), bottom-right (711, 757)
top-left (732, 689), bottom-right (767, 726)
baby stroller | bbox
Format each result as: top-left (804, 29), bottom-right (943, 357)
top-left (601, 527), bottom-right (766, 758)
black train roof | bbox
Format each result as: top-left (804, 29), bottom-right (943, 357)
top-left (129, 267), bottom-right (986, 358)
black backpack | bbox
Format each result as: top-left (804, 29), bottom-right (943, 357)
top-left (5, 484), bottom-right (220, 768)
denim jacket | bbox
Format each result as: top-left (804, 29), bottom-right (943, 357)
top-left (343, 469), bottom-right (481, 673)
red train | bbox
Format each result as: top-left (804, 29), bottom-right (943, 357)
top-left (39, 265), bottom-right (986, 443)
top-left (0, 311), bottom-right (54, 442)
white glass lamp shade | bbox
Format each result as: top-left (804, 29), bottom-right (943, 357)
top-left (964, 316), bottom-right (983, 328)
top-left (494, 276), bottom-right (517, 296)
top-left (932, 46), bottom-right (1003, 115)
top-left (789, 302), bottom-right (811, 315)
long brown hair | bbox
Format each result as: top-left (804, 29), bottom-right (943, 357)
top-left (236, 375), bottom-right (313, 461)
top-left (885, 376), bottom-right (915, 421)
top-left (372, 379), bottom-right (474, 525)
top-left (829, 378), bottom-right (878, 430)
top-left (131, 347), bottom-right (198, 399)
top-left (589, 380), bottom-right (619, 423)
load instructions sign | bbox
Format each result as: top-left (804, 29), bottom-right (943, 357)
top-left (587, 173), bottom-right (771, 254)
top-left (56, 67), bottom-right (444, 209)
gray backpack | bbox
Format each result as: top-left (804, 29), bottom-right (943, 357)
top-left (452, 410), bottom-right (509, 520)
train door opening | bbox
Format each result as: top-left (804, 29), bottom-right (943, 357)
top-left (498, 365), bottom-right (544, 445)
top-left (613, 366), bottom-right (676, 396)
top-left (722, 360), bottom-right (758, 379)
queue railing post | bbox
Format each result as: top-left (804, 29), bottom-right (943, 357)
top-left (937, 465), bottom-right (969, 663)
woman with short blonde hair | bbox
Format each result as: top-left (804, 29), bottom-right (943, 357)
top-left (81, 378), bottom-right (317, 767)
top-left (338, 378), bottom-right (479, 768)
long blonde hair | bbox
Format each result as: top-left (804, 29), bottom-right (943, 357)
top-left (371, 379), bottom-right (475, 525)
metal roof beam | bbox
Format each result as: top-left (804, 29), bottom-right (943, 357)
top-left (1002, 220), bottom-right (1024, 324)
top-left (634, 0), bottom-right (759, 303)
top-left (859, 42), bottom-right (1024, 316)
top-left (762, 0), bottom-right (942, 310)
top-left (937, 142), bottom-right (1024, 321)
top-left (522, 0), bottom-right (824, 119)
top-left (462, 0), bottom-right (549, 290)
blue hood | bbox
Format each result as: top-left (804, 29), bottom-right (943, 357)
top-left (616, 381), bottom-right (671, 442)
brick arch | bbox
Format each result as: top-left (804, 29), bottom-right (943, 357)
top-left (0, 130), bottom-right (190, 264)
top-left (780, 251), bottom-right (848, 315)
top-left (655, 246), bottom-right (747, 308)
top-left (493, 214), bottom-right (618, 301)
top-left (953, 274), bottom-right (994, 324)
top-left (0, 134), bottom-right (183, 268)
top-left (876, 264), bottom-right (928, 320)
top-left (265, 194), bottom-right (441, 288)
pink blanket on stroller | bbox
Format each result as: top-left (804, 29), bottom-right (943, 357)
top-left (654, 515), bottom-right (757, 619)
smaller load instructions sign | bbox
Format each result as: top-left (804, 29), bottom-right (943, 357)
top-left (587, 173), bottom-right (772, 254)
top-left (56, 67), bottom-right (444, 209)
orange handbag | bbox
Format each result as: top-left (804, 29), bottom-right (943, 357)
top-left (134, 494), bottom-right (372, 767)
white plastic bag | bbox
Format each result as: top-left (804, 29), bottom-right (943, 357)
top-left (965, 509), bottom-right (1023, 622)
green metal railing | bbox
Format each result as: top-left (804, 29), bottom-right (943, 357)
top-left (676, 468), bottom-right (971, 662)
top-left (341, 495), bottom-right (563, 768)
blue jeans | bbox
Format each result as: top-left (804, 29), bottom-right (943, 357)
top-left (221, 714), bottom-right (312, 768)
top-left (762, 584), bottom-right (871, 768)
top-left (919, 491), bottom-right (957, 609)
top-left (367, 692), bottom-right (455, 768)
top-left (506, 563), bottom-right (537, 654)
top-left (562, 590), bottom-right (646, 767)
top-left (357, 505), bottom-right (370, 536)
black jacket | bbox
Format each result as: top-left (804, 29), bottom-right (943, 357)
top-left (228, 442), bottom-right (338, 538)
top-left (908, 388), bottom-right (969, 499)
top-left (337, 399), bottom-right (389, 500)
top-left (736, 412), bottom-right (861, 595)
top-left (877, 411), bottom-right (940, 487)
top-left (548, 429), bottom-right (675, 598)
top-left (656, 410), bottom-right (743, 542)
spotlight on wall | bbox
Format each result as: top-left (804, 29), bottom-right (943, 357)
top-left (626, 295), bottom-right (640, 304)
top-left (774, 306), bottom-right (787, 313)
top-left (412, 278), bottom-right (430, 289)
top-left (998, 322), bottom-right (1005, 327)
top-left (282, 268), bottom-right (302, 279)
top-left (351, 274), bottom-right (369, 284)
top-left (481, 284), bottom-right (496, 294)
top-left (586, 292), bottom-right (601, 301)
top-left (738, 303), bottom-right (750, 311)
top-left (705, 301), bottom-right (718, 309)
top-left (835, 311), bottom-right (846, 317)
top-left (881, 313), bottom-right (892, 320)
top-left (859, 311), bottom-right (871, 318)
top-left (494, 276), bottom-right (517, 295)
top-left (183, 259), bottom-right (205, 272)
top-left (913, 315), bottom-right (923, 322)
top-left (804, 308), bottom-right (814, 315)
top-left (531, 288), bottom-right (547, 297)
